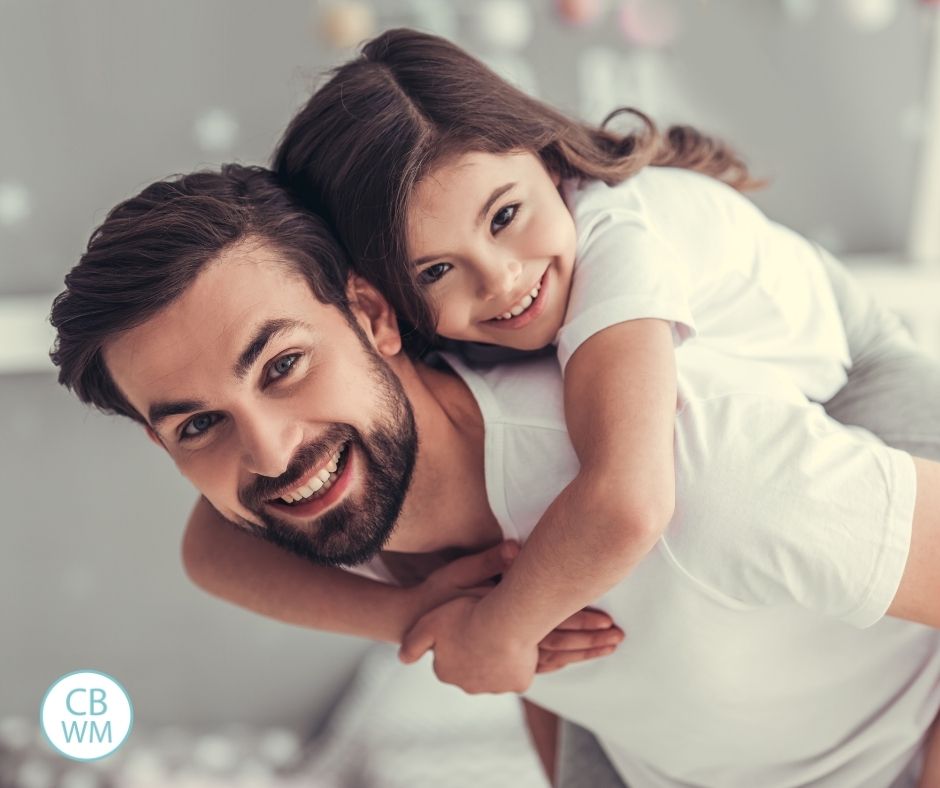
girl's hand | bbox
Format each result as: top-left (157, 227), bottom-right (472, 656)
top-left (405, 542), bottom-right (625, 692)
top-left (400, 596), bottom-right (625, 694)
top-left (400, 594), bottom-right (539, 694)
top-left (408, 540), bottom-right (521, 623)
top-left (536, 608), bottom-right (625, 673)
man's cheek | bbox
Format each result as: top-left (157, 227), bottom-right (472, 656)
top-left (175, 465), bottom-right (239, 522)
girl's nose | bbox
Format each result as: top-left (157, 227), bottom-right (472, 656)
top-left (477, 258), bottom-right (522, 301)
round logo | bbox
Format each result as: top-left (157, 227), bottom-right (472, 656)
top-left (40, 670), bottom-right (133, 761)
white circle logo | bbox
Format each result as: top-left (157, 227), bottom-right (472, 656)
top-left (40, 671), bottom-right (133, 761)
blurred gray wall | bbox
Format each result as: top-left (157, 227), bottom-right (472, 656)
top-left (1, 0), bottom-right (934, 731)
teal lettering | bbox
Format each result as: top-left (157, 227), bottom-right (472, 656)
top-left (66, 689), bottom-right (87, 715)
top-left (61, 719), bottom-right (88, 743)
top-left (89, 688), bottom-right (107, 715)
top-left (89, 720), bottom-right (112, 743)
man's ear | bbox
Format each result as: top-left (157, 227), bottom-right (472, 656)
top-left (345, 275), bottom-right (403, 357)
top-left (144, 425), bottom-right (167, 451)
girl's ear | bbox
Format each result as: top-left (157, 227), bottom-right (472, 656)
top-left (345, 275), bottom-right (403, 357)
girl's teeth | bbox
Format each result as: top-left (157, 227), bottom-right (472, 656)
top-left (497, 282), bottom-right (541, 321)
top-left (511, 295), bottom-right (533, 315)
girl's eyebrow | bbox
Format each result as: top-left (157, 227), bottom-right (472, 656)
top-left (477, 182), bottom-right (516, 225)
top-left (412, 181), bottom-right (517, 267)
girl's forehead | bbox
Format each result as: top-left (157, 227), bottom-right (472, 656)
top-left (415, 150), bottom-right (545, 204)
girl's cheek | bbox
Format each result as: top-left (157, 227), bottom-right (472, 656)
top-left (532, 210), bottom-right (570, 251)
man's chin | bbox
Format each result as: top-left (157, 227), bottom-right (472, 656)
top-left (239, 494), bottom-right (398, 568)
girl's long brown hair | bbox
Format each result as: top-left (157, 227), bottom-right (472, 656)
top-left (274, 27), bottom-right (765, 350)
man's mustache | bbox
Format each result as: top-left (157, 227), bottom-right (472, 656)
top-left (239, 423), bottom-right (357, 510)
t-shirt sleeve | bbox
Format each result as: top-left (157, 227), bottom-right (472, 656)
top-left (555, 207), bottom-right (697, 372)
top-left (662, 384), bottom-right (916, 629)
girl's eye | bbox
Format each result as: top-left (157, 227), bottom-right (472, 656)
top-left (268, 353), bottom-right (300, 382)
top-left (491, 204), bottom-right (519, 233)
top-left (417, 262), bottom-right (453, 286)
top-left (180, 412), bottom-right (222, 441)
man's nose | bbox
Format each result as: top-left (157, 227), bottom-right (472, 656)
top-left (239, 411), bottom-right (303, 480)
top-left (477, 257), bottom-right (522, 301)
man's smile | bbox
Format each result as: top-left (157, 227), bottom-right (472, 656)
top-left (265, 442), bottom-right (355, 519)
top-left (272, 442), bottom-right (348, 504)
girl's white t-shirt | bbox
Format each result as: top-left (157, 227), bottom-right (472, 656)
top-left (557, 167), bottom-right (852, 403)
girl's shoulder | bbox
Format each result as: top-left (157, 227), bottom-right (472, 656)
top-left (566, 166), bottom-right (743, 213)
top-left (565, 167), bottom-right (761, 232)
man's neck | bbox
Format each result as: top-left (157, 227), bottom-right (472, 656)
top-left (383, 357), bottom-right (503, 555)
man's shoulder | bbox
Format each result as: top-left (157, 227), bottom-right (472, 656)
top-left (438, 351), bottom-right (568, 432)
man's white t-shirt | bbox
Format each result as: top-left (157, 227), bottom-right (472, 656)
top-left (557, 167), bottom-right (852, 403)
top-left (352, 348), bottom-right (937, 787)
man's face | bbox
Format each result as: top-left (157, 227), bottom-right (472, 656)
top-left (103, 239), bottom-right (417, 567)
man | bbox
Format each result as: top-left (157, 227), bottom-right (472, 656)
top-left (51, 165), bottom-right (940, 787)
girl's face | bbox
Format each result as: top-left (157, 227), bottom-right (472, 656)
top-left (406, 150), bottom-right (577, 350)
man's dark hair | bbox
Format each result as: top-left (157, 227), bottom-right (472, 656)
top-left (50, 164), bottom-right (353, 425)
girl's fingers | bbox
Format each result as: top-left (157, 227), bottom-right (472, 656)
top-left (537, 645), bottom-right (618, 672)
top-left (437, 541), bottom-right (519, 588)
top-left (555, 608), bottom-right (615, 631)
top-left (539, 627), bottom-right (624, 652)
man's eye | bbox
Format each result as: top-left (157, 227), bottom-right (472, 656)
top-left (180, 413), bottom-right (221, 441)
top-left (268, 353), bottom-right (301, 382)
top-left (491, 204), bottom-right (519, 233)
top-left (417, 262), bottom-right (453, 286)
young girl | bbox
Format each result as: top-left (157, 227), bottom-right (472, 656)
top-left (271, 27), bottom-right (854, 693)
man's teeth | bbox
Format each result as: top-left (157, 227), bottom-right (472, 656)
top-left (280, 445), bottom-right (345, 504)
top-left (495, 280), bottom-right (542, 320)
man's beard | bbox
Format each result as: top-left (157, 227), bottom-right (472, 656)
top-left (233, 339), bottom-right (418, 568)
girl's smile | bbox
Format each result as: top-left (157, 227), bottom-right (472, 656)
top-left (406, 150), bottom-right (577, 351)
top-left (482, 267), bottom-right (550, 330)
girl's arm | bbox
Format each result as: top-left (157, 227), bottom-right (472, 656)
top-left (181, 495), bottom-right (424, 643)
top-left (183, 495), bottom-right (625, 662)
top-left (399, 320), bottom-right (672, 693)
top-left (470, 318), bottom-right (676, 646)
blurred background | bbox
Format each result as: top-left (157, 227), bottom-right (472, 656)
top-left (2, 0), bottom-right (940, 785)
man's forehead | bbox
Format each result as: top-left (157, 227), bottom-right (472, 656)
top-left (102, 244), bottom-right (343, 420)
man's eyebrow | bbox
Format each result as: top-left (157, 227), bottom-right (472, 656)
top-left (412, 181), bottom-right (516, 267)
top-left (232, 318), bottom-right (309, 381)
top-left (149, 398), bottom-right (209, 430)
top-left (147, 318), bottom-right (311, 430)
